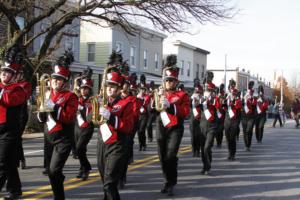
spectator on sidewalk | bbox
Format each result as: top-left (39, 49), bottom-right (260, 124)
top-left (272, 97), bottom-right (283, 127)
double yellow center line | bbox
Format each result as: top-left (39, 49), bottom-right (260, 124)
top-left (22, 145), bottom-right (192, 200)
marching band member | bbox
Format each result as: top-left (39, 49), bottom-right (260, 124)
top-left (199, 71), bottom-right (217, 175)
top-left (119, 65), bottom-right (141, 189)
top-left (37, 51), bottom-right (78, 200)
top-left (0, 45), bottom-right (31, 199)
top-left (190, 78), bottom-right (203, 157)
top-left (97, 67), bottom-right (135, 200)
top-left (146, 80), bottom-right (156, 143)
top-left (224, 79), bottom-right (242, 160)
top-left (215, 83), bottom-right (226, 148)
top-left (255, 85), bottom-right (269, 143)
top-left (156, 55), bottom-right (190, 196)
top-left (137, 74), bottom-right (151, 151)
top-left (74, 67), bottom-right (94, 181)
top-left (242, 81), bottom-right (257, 151)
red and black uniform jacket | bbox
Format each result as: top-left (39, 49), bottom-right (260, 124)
top-left (99, 96), bottom-right (134, 144)
top-left (18, 80), bottom-right (33, 132)
top-left (243, 96), bottom-right (257, 117)
top-left (226, 98), bottom-right (242, 120)
top-left (256, 97), bottom-right (269, 116)
top-left (137, 93), bottom-right (150, 115)
top-left (215, 94), bottom-right (226, 121)
top-left (191, 94), bottom-right (201, 120)
top-left (0, 82), bottom-right (29, 133)
top-left (77, 96), bottom-right (93, 128)
top-left (37, 89), bottom-right (78, 134)
top-left (200, 95), bottom-right (217, 123)
top-left (159, 90), bottom-right (190, 128)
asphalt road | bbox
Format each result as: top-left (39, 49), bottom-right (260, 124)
top-left (3, 119), bottom-right (300, 200)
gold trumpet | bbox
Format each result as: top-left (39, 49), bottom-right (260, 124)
top-left (36, 73), bottom-right (53, 112)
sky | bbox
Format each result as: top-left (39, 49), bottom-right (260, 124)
top-left (166, 0), bottom-right (300, 85)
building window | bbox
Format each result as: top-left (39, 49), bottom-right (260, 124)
top-left (143, 50), bottom-right (148, 68)
top-left (155, 53), bottom-right (159, 70)
top-left (65, 32), bottom-right (75, 51)
top-left (87, 43), bottom-right (95, 62)
top-left (180, 60), bottom-right (184, 75)
top-left (196, 63), bottom-right (200, 78)
top-left (187, 61), bottom-right (191, 77)
top-left (201, 65), bottom-right (205, 78)
top-left (115, 41), bottom-right (123, 52)
top-left (130, 46), bottom-right (136, 67)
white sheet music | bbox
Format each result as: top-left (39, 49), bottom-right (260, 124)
top-left (100, 123), bottom-right (112, 142)
top-left (160, 111), bottom-right (171, 127)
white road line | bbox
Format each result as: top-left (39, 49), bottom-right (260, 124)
top-left (24, 150), bottom-right (44, 155)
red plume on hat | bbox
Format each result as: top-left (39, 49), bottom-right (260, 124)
top-left (1, 45), bottom-right (24, 73)
top-left (51, 50), bottom-right (74, 80)
top-left (163, 54), bottom-right (179, 80)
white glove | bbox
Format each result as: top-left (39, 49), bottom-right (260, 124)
top-left (99, 107), bottom-right (111, 120)
top-left (160, 97), bottom-right (170, 108)
top-left (78, 105), bottom-right (84, 110)
top-left (45, 99), bottom-right (55, 109)
top-left (204, 91), bottom-right (211, 99)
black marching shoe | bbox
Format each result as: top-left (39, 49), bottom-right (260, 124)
top-left (160, 184), bottom-right (168, 193)
top-left (81, 171), bottom-right (90, 181)
top-left (167, 185), bottom-right (174, 196)
top-left (4, 192), bottom-right (22, 200)
top-left (76, 170), bottom-right (83, 178)
top-left (42, 169), bottom-right (49, 176)
top-left (200, 169), bottom-right (206, 175)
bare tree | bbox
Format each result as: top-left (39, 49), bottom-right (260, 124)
top-left (0, 0), bottom-right (236, 75)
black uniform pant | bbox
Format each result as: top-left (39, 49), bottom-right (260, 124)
top-left (255, 114), bottom-right (267, 142)
top-left (119, 135), bottom-right (132, 184)
top-left (242, 115), bottom-right (255, 149)
top-left (224, 115), bottom-right (239, 158)
top-left (215, 119), bottom-right (225, 146)
top-left (146, 112), bottom-right (156, 141)
top-left (157, 122), bottom-right (184, 187)
top-left (0, 128), bottom-right (21, 195)
top-left (273, 114), bottom-right (282, 127)
top-left (74, 123), bottom-right (94, 172)
top-left (200, 121), bottom-right (217, 171)
top-left (97, 135), bottom-right (127, 200)
top-left (138, 114), bottom-right (148, 149)
top-left (190, 118), bottom-right (201, 155)
top-left (44, 133), bottom-right (72, 200)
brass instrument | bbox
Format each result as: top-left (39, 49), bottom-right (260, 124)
top-left (36, 73), bottom-right (53, 112)
top-left (153, 67), bottom-right (169, 112)
top-left (90, 66), bottom-right (111, 126)
top-left (73, 76), bottom-right (82, 97)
